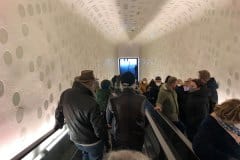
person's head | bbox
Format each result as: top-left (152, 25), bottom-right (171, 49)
top-left (189, 79), bottom-right (203, 92)
top-left (155, 76), bottom-right (162, 86)
top-left (142, 78), bottom-right (148, 84)
top-left (111, 75), bottom-right (117, 85)
top-left (101, 79), bottom-right (111, 90)
top-left (184, 78), bottom-right (192, 86)
top-left (149, 79), bottom-right (155, 87)
top-left (74, 70), bottom-right (97, 92)
top-left (166, 76), bottom-right (177, 90)
top-left (182, 78), bottom-right (192, 91)
top-left (120, 72), bottom-right (136, 87)
top-left (177, 79), bottom-right (183, 86)
top-left (214, 99), bottom-right (240, 125)
top-left (105, 150), bottom-right (150, 160)
top-left (164, 75), bottom-right (171, 83)
top-left (198, 70), bottom-right (211, 83)
top-left (111, 75), bottom-right (120, 87)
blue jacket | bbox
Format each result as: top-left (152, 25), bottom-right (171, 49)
top-left (193, 116), bottom-right (240, 160)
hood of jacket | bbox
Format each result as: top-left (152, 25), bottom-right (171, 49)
top-left (207, 78), bottom-right (219, 89)
top-left (161, 83), bottom-right (175, 92)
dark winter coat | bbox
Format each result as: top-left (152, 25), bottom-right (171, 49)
top-left (55, 81), bottom-right (108, 144)
top-left (193, 116), bottom-right (240, 160)
top-left (146, 82), bottom-right (161, 105)
top-left (96, 89), bottom-right (111, 112)
top-left (106, 88), bottom-right (146, 147)
top-left (207, 77), bottom-right (219, 104)
top-left (184, 87), bottom-right (209, 127)
top-left (175, 86), bottom-right (189, 122)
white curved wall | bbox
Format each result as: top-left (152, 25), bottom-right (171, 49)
top-left (0, 0), bottom-right (116, 159)
top-left (1, 0), bottom-right (240, 159)
top-left (140, 1), bottom-right (240, 103)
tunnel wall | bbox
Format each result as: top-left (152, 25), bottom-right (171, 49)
top-left (140, 1), bottom-right (240, 103)
top-left (118, 44), bottom-right (140, 58)
top-left (0, 0), bottom-right (117, 158)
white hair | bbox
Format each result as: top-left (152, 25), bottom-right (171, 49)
top-left (105, 150), bottom-right (150, 160)
top-left (120, 82), bottom-right (136, 89)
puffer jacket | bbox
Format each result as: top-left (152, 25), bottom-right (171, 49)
top-left (55, 81), bottom-right (108, 144)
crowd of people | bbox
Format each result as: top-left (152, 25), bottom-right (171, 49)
top-left (55, 69), bottom-right (240, 160)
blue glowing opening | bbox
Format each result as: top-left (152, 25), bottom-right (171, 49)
top-left (119, 58), bottom-right (139, 81)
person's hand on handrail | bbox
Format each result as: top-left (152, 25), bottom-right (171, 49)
top-left (107, 124), bottom-right (112, 129)
top-left (154, 103), bottom-right (162, 112)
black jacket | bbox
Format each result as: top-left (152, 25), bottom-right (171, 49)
top-left (193, 116), bottom-right (240, 160)
top-left (55, 81), bottom-right (108, 144)
top-left (184, 87), bottom-right (209, 127)
top-left (175, 86), bottom-right (189, 122)
top-left (146, 82), bottom-right (161, 105)
top-left (106, 88), bottom-right (146, 146)
top-left (207, 77), bottom-right (219, 104)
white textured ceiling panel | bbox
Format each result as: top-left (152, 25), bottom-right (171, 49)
top-left (67, 0), bottom-right (230, 43)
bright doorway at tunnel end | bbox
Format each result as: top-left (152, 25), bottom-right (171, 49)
top-left (118, 57), bottom-right (139, 81)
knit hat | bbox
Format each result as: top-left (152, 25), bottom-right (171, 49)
top-left (101, 80), bottom-right (111, 89)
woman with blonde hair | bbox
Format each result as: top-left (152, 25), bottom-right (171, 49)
top-left (193, 99), bottom-right (240, 160)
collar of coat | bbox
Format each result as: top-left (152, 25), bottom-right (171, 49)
top-left (72, 81), bottom-right (95, 97)
top-left (162, 83), bottom-right (174, 92)
top-left (121, 87), bottom-right (136, 94)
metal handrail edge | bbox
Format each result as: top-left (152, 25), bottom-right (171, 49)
top-left (156, 110), bottom-right (194, 151)
top-left (145, 109), bottom-right (177, 160)
top-left (11, 128), bottom-right (58, 160)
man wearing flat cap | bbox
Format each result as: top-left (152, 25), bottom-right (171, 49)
top-left (55, 70), bottom-right (110, 160)
top-left (106, 72), bottom-right (146, 151)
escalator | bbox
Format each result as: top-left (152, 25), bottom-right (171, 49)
top-left (13, 101), bottom-right (199, 160)
top-left (143, 101), bottom-right (199, 160)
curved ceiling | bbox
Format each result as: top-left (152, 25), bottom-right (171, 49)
top-left (68, 0), bottom-right (228, 44)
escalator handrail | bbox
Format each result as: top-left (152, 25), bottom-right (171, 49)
top-left (144, 100), bottom-right (199, 159)
top-left (145, 109), bottom-right (177, 160)
top-left (156, 110), bottom-right (194, 151)
top-left (11, 128), bottom-right (58, 160)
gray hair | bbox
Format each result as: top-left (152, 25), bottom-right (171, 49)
top-left (104, 150), bottom-right (150, 160)
top-left (167, 76), bottom-right (177, 85)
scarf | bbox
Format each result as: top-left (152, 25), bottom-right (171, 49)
top-left (216, 117), bottom-right (240, 137)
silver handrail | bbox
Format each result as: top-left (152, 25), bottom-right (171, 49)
top-left (145, 109), bottom-right (177, 160)
top-left (156, 110), bottom-right (194, 152)
top-left (11, 128), bottom-right (57, 160)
